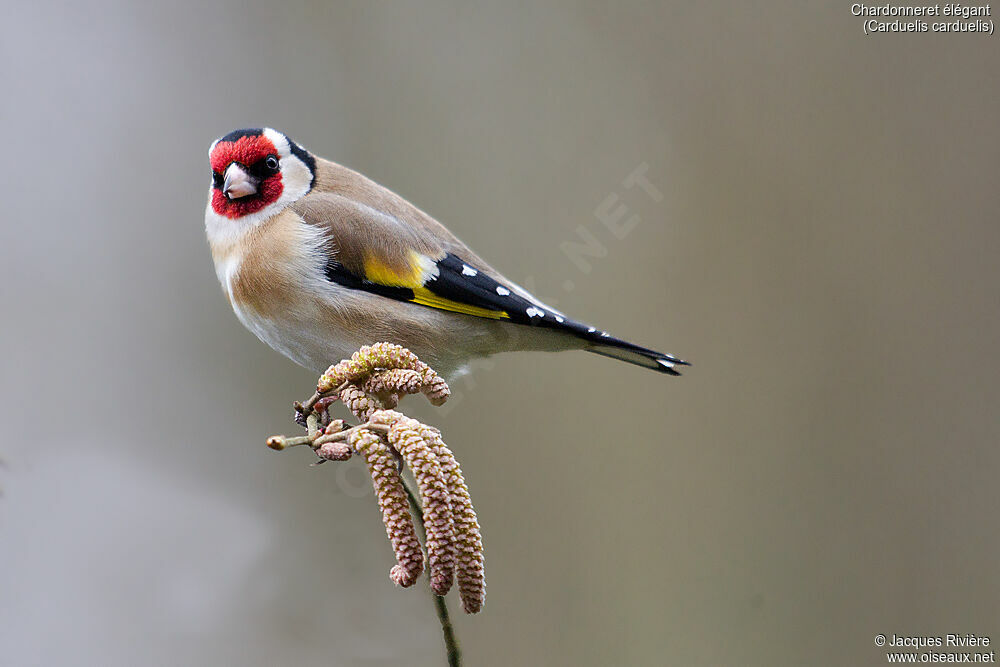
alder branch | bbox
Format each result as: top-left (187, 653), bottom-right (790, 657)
top-left (266, 343), bottom-right (486, 666)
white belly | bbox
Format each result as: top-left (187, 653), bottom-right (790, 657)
top-left (231, 300), bottom-right (364, 373)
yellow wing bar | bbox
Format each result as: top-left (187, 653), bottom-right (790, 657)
top-left (411, 287), bottom-right (509, 320)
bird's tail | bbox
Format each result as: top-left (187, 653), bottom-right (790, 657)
top-left (547, 317), bottom-right (688, 375)
top-left (585, 334), bottom-right (689, 375)
top-left (495, 287), bottom-right (689, 375)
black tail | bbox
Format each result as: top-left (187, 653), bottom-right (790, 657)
top-left (584, 334), bottom-right (689, 375)
top-left (545, 316), bottom-right (689, 376)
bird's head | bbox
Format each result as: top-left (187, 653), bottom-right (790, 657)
top-left (206, 128), bottom-right (316, 227)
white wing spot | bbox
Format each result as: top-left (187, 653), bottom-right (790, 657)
top-left (526, 307), bottom-right (545, 318)
top-left (587, 327), bottom-right (597, 333)
top-left (496, 286), bottom-right (511, 296)
top-left (555, 315), bottom-right (564, 323)
top-left (600, 331), bottom-right (610, 337)
top-left (462, 264), bottom-right (478, 276)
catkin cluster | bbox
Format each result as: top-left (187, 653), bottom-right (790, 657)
top-left (270, 343), bottom-right (485, 614)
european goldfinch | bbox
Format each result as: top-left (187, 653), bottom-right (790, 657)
top-left (205, 128), bottom-right (688, 379)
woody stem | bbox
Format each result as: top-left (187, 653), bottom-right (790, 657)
top-left (403, 476), bottom-right (461, 667)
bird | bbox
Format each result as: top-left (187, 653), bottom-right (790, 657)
top-left (205, 127), bottom-right (688, 380)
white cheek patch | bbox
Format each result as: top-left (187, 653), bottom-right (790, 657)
top-left (276, 156), bottom-right (312, 202)
top-left (265, 127), bottom-right (312, 208)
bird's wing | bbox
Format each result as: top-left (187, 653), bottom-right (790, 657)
top-left (290, 192), bottom-right (556, 325)
top-left (290, 191), bottom-right (688, 375)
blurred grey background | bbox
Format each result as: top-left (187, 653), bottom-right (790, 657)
top-left (1, 2), bottom-right (997, 665)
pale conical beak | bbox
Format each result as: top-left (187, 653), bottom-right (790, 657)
top-left (223, 163), bottom-right (258, 200)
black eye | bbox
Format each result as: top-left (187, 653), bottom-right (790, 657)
top-left (212, 171), bottom-right (223, 188)
top-left (265, 155), bottom-right (279, 171)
